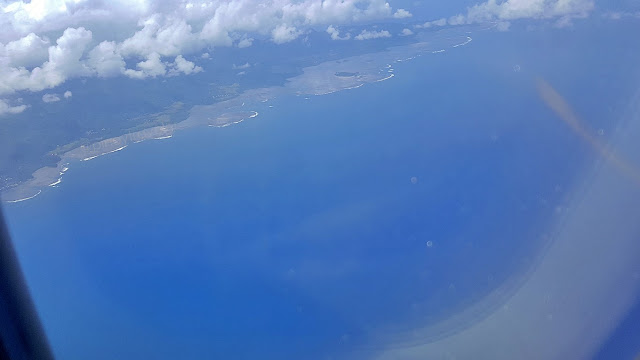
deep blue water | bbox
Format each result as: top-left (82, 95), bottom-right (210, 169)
top-left (4, 24), bottom-right (640, 359)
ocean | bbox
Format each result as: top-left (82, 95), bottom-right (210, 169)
top-left (4, 23), bottom-right (640, 359)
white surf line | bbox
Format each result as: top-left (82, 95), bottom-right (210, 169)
top-left (81, 154), bottom-right (100, 161)
top-left (453, 36), bottom-right (473, 48)
top-left (210, 111), bottom-right (259, 127)
top-left (375, 73), bottom-right (395, 82)
top-left (6, 190), bottom-right (42, 203)
top-left (209, 119), bottom-right (244, 128)
top-left (315, 89), bottom-right (339, 96)
top-left (153, 135), bottom-right (173, 140)
top-left (81, 145), bottom-right (128, 161)
top-left (48, 178), bottom-right (62, 187)
top-left (106, 144), bottom-right (127, 154)
top-left (432, 49), bottom-right (446, 54)
top-left (315, 84), bottom-right (365, 96)
top-left (344, 83), bottom-right (364, 90)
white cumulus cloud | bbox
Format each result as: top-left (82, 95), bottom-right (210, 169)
top-left (0, 0), bottom-right (408, 114)
top-left (271, 24), bottom-right (303, 44)
top-left (393, 9), bottom-right (412, 19)
top-left (42, 93), bottom-right (60, 102)
top-left (417, 17), bottom-right (447, 28)
top-left (237, 37), bottom-right (253, 48)
top-left (40, 90), bottom-right (71, 102)
top-left (603, 11), bottom-right (640, 20)
top-left (0, 33), bottom-right (50, 68)
top-left (0, 99), bottom-right (27, 115)
top-left (232, 63), bottom-right (251, 70)
top-left (0, 27), bottom-right (92, 96)
top-left (400, 28), bottom-right (414, 36)
top-left (170, 55), bottom-right (203, 75)
top-left (326, 25), bottom-right (351, 40)
top-left (120, 15), bottom-right (201, 58)
top-left (466, 0), bottom-right (594, 22)
top-left (124, 52), bottom-right (166, 79)
top-left (87, 41), bottom-right (126, 77)
top-left (354, 29), bottom-right (391, 40)
top-left (419, 0), bottom-right (595, 29)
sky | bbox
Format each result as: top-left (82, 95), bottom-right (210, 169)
top-left (1, 0), bottom-right (638, 116)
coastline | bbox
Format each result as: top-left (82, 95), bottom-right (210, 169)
top-left (1, 30), bottom-right (475, 204)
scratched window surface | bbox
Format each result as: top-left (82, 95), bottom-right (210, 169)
top-left (1, 1), bottom-right (640, 359)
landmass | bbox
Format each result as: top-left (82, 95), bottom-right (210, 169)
top-left (335, 71), bottom-right (359, 77)
top-left (1, 26), bottom-right (478, 203)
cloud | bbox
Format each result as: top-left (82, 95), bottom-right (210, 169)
top-left (42, 93), bottom-right (60, 103)
top-left (354, 29), bottom-right (391, 40)
top-left (41, 26), bottom-right (93, 79)
top-left (393, 9), bottom-right (412, 19)
top-left (0, 0), bottom-right (406, 111)
top-left (120, 15), bottom-right (200, 58)
top-left (400, 28), bottom-right (414, 36)
top-left (1, 0), bottom-right (395, 42)
top-left (237, 37), bottom-right (253, 48)
top-left (417, 17), bottom-right (447, 28)
top-left (124, 52), bottom-right (166, 79)
top-left (421, 0), bottom-right (595, 29)
top-left (271, 24), bottom-right (302, 44)
top-left (0, 0), bottom-right (149, 42)
top-left (232, 63), bottom-right (251, 70)
top-left (136, 53), bottom-right (166, 77)
top-left (554, 15), bottom-right (575, 27)
top-left (0, 99), bottom-right (27, 115)
top-left (326, 25), bottom-right (351, 40)
top-left (170, 55), bottom-right (203, 75)
top-left (1, 0), bottom-right (397, 46)
top-left (0, 33), bottom-right (50, 68)
top-left (124, 52), bottom-right (203, 78)
top-left (87, 41), bottom-right (126, 77)
top-left (603, 11), bottom-right (640, 20)
top-left (496, 21), bottom-right (511, 31)
top-left (469, 0), bottom-right (594, 21)
top-left (448, 14), bottom-right (466, 25)
top-left (194, 0), bottom-right (394, 45)
top-left (201, 52), bottom-right (210, 59)
top-left (41, 90), bottom-right (71, 102)
top-left (0, 27), bottom-right (93, 95)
